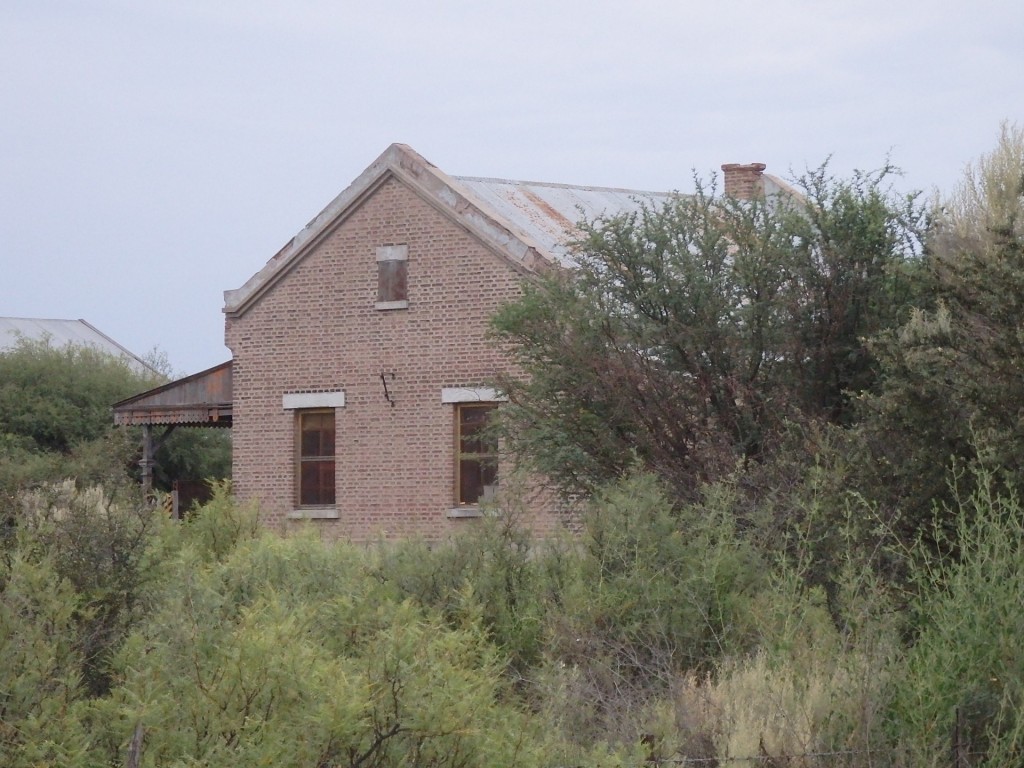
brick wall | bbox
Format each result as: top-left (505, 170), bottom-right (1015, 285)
top-left (226, 176), bottom-right (561, 542)
top-left (720, 162), bottom-right (767, 200)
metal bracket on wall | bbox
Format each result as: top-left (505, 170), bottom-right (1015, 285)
top-left (380, 371), bottom-right (396, 407)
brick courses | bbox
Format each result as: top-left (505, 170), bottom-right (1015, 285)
top-left (223, 146), bottom-right (776, 542)
top-left (720, 162), bottom-right (767, 199)
top-left (226, 175), bottom-right (559, 542)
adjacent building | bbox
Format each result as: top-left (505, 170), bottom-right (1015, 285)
top-left (1, 316), bottom-right (156, 376)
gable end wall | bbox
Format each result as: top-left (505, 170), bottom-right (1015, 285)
top-left (226, 176), bottom-right (557, 541)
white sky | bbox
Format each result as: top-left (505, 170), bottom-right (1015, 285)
top-left (2, 0), bottom-right (1022, 375)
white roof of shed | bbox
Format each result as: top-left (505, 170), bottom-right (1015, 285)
top-left (0, 317), bottom-right (156, 374)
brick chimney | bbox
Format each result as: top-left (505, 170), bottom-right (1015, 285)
top-left (721, 162), bottom-right (767, 199)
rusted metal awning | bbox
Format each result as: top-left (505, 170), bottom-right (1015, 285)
top-left (113, 360), bottom-right (232, 427)
top-left (113, 360), bottom-right (233, 492)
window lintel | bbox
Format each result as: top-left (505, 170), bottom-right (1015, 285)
top-left (283, 391), bottom-right (345, 410)
top-left (376, 244), bottom-right (408, 262)
top-left (441, 387), bottom-right (506, 404)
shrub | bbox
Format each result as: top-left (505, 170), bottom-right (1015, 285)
top-left (15, 480), bottom-right (173, 697)
top-left (0, 552), bottom-right (91, 766)
top-left (99, 516), bottom-right (566, 767)
top-left (537, 472), bottom-right (764, 748)
top-left (369, 491), bottom-right (569, 678)
top-left (889, 469), bottom-right (1024, 765)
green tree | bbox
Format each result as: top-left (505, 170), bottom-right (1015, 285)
top-left (13, 481), bottom-right (177, 699)
top-left (860, 123), bottom-right (1024, 525)
top-left (0, 337), bottom-right (160, 454)
top-left (536, 472), bottom-right (763, 748)
top-left (0, 337), bottom-right (230, 514)
top-left (492, 164), bottom-right (922, 503)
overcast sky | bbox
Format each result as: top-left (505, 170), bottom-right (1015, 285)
top-left (2, 0), bottom-right (1022, 375)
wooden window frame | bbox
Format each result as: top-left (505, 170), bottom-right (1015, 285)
top-left (295, 409), bottom-right (336, 508)
top-left (375, 244), bottom-right (408, 310)
top-left (454, 403), bottom-right (499, 507)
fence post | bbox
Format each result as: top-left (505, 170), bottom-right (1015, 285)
top-left (952, 706), bottom-right (969, 768)
top-left (125, 721), bottom-right (145, 768)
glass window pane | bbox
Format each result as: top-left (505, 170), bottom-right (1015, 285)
top-left (460, 458), bottom-right (483, 505)
top-left (300, 460), bottom-right (335, 506)
top-left (459, 405), bottom-right (496, 454)
top-left (319, 421), bottom-right (335, 456)
top-left (318, 462), bottom-right (336, 505)
top-left (480, 458), bottom-right (497, 488)
top-left (301, 429), bottom-right (320, 457)
top-left (298, 411), bottom-right (336, 506)
top-left (301, 413), bottom-right (335, 457)
top-left (457, 405), bottom-right (498, 505)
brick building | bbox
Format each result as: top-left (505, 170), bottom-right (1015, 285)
top-left (116, 145), bottom-right (784, 541)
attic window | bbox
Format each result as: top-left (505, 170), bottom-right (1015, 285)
top-left (375, 245), bottom-right (408, 310)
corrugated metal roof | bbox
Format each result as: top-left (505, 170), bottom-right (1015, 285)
top-left (112, 360), bottom-right (232, 426)
top-left (0, 317), bottom-right (155, 375)
top-left (225, 144), bottom-right (799, 316)
top-left (452, 176), bottom-right (678, 266)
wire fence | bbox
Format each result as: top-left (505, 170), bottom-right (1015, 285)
top-left (555, 752), bottom-right (878, 767)
top-left (553, 716), bottom-right (995, 768)
top-left (556, 750), bottom-right (985, 768)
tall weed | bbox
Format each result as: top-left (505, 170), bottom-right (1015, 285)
top-left (890, 468), bottom-right (1024, 765)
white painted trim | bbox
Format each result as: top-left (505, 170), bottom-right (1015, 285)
top-left (282, 391), bottom-right (345, 409)
top-left (287, 508), bottom-right (340, 520)
top-left (375, 299), bottom-right (409, 311)
top-left (376, 244), bottom-right (408, 262)
top-left (441, 387), bottom-right (507, 404)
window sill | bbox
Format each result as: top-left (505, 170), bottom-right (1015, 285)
top-left (375, 300), bottom-right (409, 311)
top-left (447, 507), bottom-right (484, 519)
top-left (287, 508), bottom-right (339, 520)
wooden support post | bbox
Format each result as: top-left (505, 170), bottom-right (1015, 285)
top-left (140, 425), bottom-right (155, 493)
top-left (138, 424), bottom-right (176, 493)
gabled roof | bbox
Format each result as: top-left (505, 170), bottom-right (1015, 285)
top-left (0, 316), bottom-right (157, 375)
top-left (761, 175), bottom-right (802, 198)
top-left (223, 143), bottom-right (678, 317)
top-left (112, 360), bottom-right (232, 427)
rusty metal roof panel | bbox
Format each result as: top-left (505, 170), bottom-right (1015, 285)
top-left (225, 145), bottom-right (690, 315)
top-left (112, 360), bottom-right (232, 426)
top-left (452, 177), bottom-right (678, 265)
top-left (0, 316), bottom-right (156, 374)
